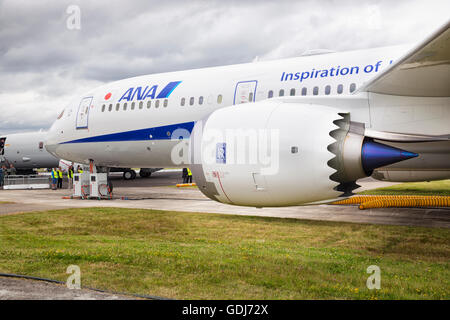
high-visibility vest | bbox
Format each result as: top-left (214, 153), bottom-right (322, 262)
top-left (58, 170), bottom-right (63, 178)
top-left (68, 170), bottom-right (73, 179)
top-left (187, 168), bottom-right (192, 176)
top-left (79, 169), bottom-right (83, 173)
top-left (51, 170), bottom-right (57, 179)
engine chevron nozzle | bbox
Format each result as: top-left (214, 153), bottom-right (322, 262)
top-left (361, 139), bottom-right (418, 174)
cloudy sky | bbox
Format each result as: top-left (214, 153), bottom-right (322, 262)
top-left (0, 0), bottom-right (449, 134)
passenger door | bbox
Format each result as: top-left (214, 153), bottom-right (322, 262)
top-left (76, 96), bottom-right (93, 129)
top-left (233, 80), bottom-right (257, 105)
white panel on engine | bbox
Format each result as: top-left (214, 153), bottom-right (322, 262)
top-left (191, 100), bottom-right (343, 207)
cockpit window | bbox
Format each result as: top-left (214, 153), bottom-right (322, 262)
top-left (57, 109), bottom-right (65, 119)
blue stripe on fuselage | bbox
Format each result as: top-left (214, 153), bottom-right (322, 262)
top-left (61, 121), bottom-right (194, 144)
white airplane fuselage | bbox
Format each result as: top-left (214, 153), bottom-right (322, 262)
top-left (1, 131), bottom-right (59, 170)
top-left (45, 45), bottom-right (450, 177)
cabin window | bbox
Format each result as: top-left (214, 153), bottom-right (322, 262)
top-left (189, 97), bottom-right (194, 106)
top-left (248, 92), bottom-right (253, 102)
top-left (101, 104), bottom-right (106, 112)
top-left (131, 102), bottom-right (135, 110)
top-left (268, 90), bottom-right (273, 98)
top-left (301, 87), bottom-right (307, 96)
top-left (350, 83), bottom-right (356, 93)
top-left (290, 88), bottom-right (295, 96)
top-left (337, 84), bottom-right (343, 94)
top-left (325, 85), bottom-right (331, 95)
top-left (217, 94), bottom-right (223, 104)
top-left (155, 100), bottom-right (160, 108)
top-left (181, 97), bottom-right (185, 106)
top-left (116, 103), bottom-right (120, 111)
top-left (147, 101), bottom-right (151, 108)
top-left (108, 104), bottom-right (112, 112)
top-left (123, 102), bottom-right (127, 110)
top-left (139, 101), bottom-right (143, 109)
top-left (164, 99), bottom-right (168, 107)
top-left (313, 86), bottom-right (319, 95)
top-left (279, 89), bottom-right (284, 97)
top-left (199, 96), bottom-right (204, 105)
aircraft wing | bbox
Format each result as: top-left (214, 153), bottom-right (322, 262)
top-left (358, 20), bottom-right (450, 97)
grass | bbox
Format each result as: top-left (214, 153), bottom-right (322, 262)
top-left (0, 207), bottom-right (448, 299)
top-left (0, 201), bottom-right (13, 204)
top-left (360, 179), bottom-right (450, 196)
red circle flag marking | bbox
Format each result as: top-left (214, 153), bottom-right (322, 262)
top-left (104, 92), bottom-right (112, 100)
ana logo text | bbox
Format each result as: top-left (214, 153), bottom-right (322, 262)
top-left (118, 81), bottom-right (182, 102)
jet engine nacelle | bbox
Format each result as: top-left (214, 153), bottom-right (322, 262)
top-left (189, 100), bottom-right (416, 207)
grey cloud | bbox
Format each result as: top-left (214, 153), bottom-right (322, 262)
top-left (0, 0), bottom-right (449, 133)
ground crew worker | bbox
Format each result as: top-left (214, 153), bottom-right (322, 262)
top-left (67, 166), bottom-right (74, 189)
top-left (51, 168), bottom-right (58, 190)
top-left (57, 167), bottom-right (63, 189)
top-left (8, 164), bottom-right (16, 176)
top-left (186, 167), bottom-right (192, 183)
top-left (0, 165), bottom-right (4, 188)
top-left (77, 165), bottom-right (83, 173)
top-left (1, 165), bottom-right (7, 186)
top-left (182, 168), bottom-right (188, 183)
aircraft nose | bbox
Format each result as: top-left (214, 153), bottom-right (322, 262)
top-left (44, 141), bottom-right (58, 157)
top-left (44, 127), bottom-right (61, 158)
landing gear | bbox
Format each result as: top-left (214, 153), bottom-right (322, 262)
top-left (139, 169), bottom-right (152, 178)
top-left (123, 169), bottom-right (136, 180)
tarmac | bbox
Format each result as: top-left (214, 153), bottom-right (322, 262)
top-left (0, 170), bottom-right (449, 228)
top-left (0, 277), bottom-right (136, 300)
